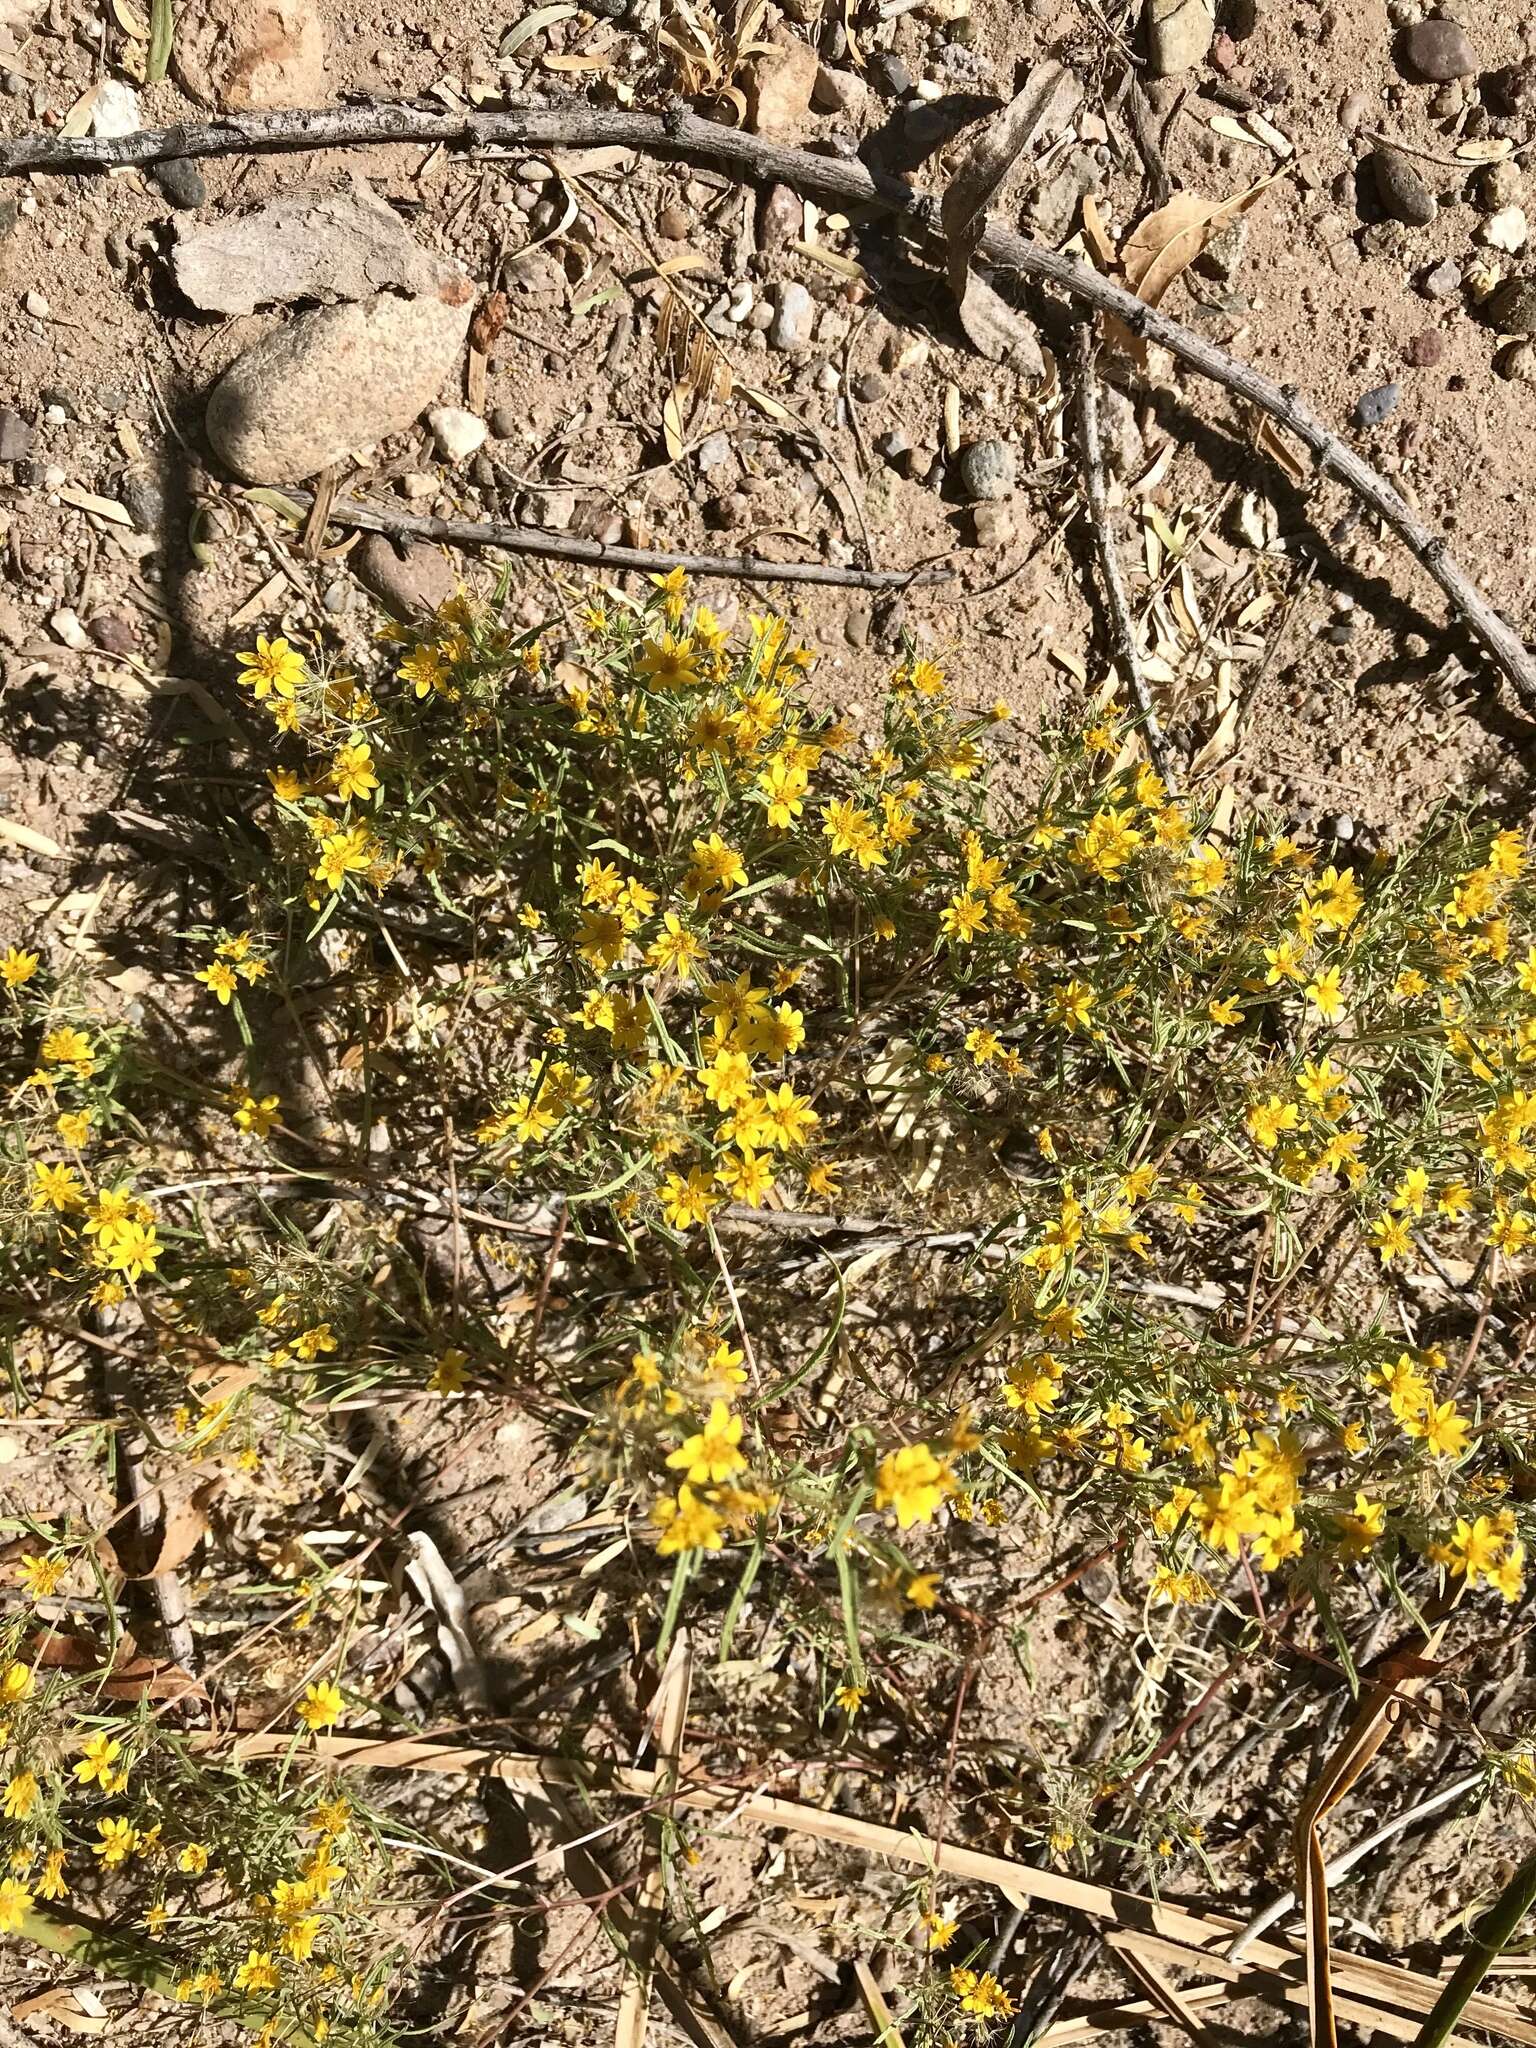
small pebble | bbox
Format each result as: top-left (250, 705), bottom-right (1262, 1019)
top-left (657, 202), bottom-right (690, 239)
top-left (489, 406), bottom-right (518, 440)
top-left (87, 610), bottom-right (137, 654)
top-left (1396, 17), bottom-right (1477, 80)
top-left (150, 157), bottom-right (208, 209)
top-left (874, 426), bottom-right (911, 463)
top-left (428, 406), bottom-right (488, 463)
top-left (1421, 256), bottom-right (1462, 298)
top-left (50, 608), bottom-right (90, 650)
top-left (119, 473), bottom-right (164, 530)
top-left (696, 430), bottom-right (731, 472)
top-left (971, 501), bottom-right (1017, 548)
top-left (1404, 328), bottom-right (1444, 366)
top-left (843, 602), bottom-right (871, 647)
top-left (851, 370), bottom-right (887, 403)
top-left (1481, 205), bottom-right (1528, 254)
top-left (321, 582), bottom-right (349, 614)
top-left (22, 289), bottom-right (49, 319)
top-left (1370, 146), bottom-right (1436, 227)
top-left (0, 407), bottom-right (32, 463)
top-left (866, 48), bottom-right (913, 97)
top-left (1354, 381), bottom-right (1400, 426)
top-left (956, 437), bottom-right (1015, 502)
top-left (1500, 340), bottom-right (1536, 381)
top-left (1480, 160), bottom-right (1524, 213)
top-left (768, 279), bottom-right (814, 351)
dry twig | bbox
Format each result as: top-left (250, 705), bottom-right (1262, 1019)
top-left (1073, 324), bottom-right (1173, 783)
top-left (5, 101), bottom-right (1534, 709)
top-left (282, 489), bottom-right (945, 592)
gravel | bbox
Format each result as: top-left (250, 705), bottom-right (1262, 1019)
top-left (768, 280), bottom-right (814, 351)
top-left (150, 158), bottom-right (208, 209)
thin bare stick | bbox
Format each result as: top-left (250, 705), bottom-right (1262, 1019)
top-left (853, 1958), bottom-right (907, 2048)
top-left (284, 488), bottom-right (945, 593)
top-left (6, 100), bottom-right (1532, 708)
top-left (1074, 324), bottom-right (1173, 784)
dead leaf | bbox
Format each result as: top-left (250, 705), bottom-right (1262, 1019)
top-left (662, 381), bottom-right (689, 462)
top-left (939, 61), bottom-right (1083, 361)
top-left (1080, 194), bottom-right (1118, 272)
top-left (1252, 414), bottom-right (1307, 485)
top-left (939, 59), bottom-right (1084, 257)
top-left (1122, 176), bottom-right (1278, 309)
top-left (0, 818), bottom-right (65, 858)
top-left (106, 1476), bottom-right (224, 1581)
top-left (13, 1987), bottom-right (110, 2034)
top-left (32, 1632), bottom-right (202, 1703)
top-left (500, 1), bottom-right (576, 56)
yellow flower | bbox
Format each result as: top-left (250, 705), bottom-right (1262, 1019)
top-left (834, 1684), bottom-right (866, 1716)
top-left (0, 1662), bottom-right (33, 1704)
top-left (73, 1733), bottom-right (122, 1787)
top-left (1305, 964), bottom-right (1346, 1023)
top-left (1369, 1212), bottom-right (1412, 1264)
top-left (2, 1771), bottom-right (38, 1820)
top-left (36, 1851), bottom-right (67, 1901)
top-left (647, 912), bottom-right (707, 980)
top-left (97, 1216), bottom-right (160, 1283)
top-left (821, 799), bottom-right (887, 870)
top-left (905, 1572), bottom-right (941, 1610)
top-left (231, 1090), bottom-right (281, 1138)
top-left (1208, 995), bottom-right (1243, 1027)
top-left (234, 1950), bottom-right (281, 1994)
top-left (93, 1816), bottom-right (140, 1865)
top-left (196, 960), bottom-right (240, 1005)
top-left (659, 1167), bottom-right (720, 1230)
top-left (666, 1399), bottom-right (747, 1486)
top-left (297, 1681), bottom-right (343, 1731)
top-left (178, 1843), bottom-right (210, 1874)
top-left (1, 946), bottom-right (39, 986)
top-left (652, 1485), bottom-right (724, 1557)
top-left (56, 1108), bottom-right (92, 1146)
top-left (429, 1347), bottom-right (468, 1395)
top-left (30, 1161), bottom-right (84, 1213)
top-left (648, 564), bottom-right (689, 622)
top-left (636, 632), bottom-right (700, 690)
top-left (236, 634), bottom-right (307, 700)
top-left (923, 1911), bottom-right (959, 1949)
top-left (19, 1554), bottom-right (67, 1598)
top-left (331, 741), bottom-right (380, 804)
top-left (873, 1443), bottom-right (954, 1529)
top-left (950, 1967), bottom-right (1016, 2020)
top-left (0, 1878), bottom-right (32, 1933)
top-left (682, 833), bottom-right (747, 903)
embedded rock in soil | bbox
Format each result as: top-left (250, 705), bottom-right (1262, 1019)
top-left (174, 0), bottom-right (327, 109)
top-left (351, 533), bottom-right (458, 618)
top-left (746, 29), bottom-right (817, 134)
top-left (1488, 277), bottom-right (1536, 335)
top-left (173, 184), bottom-right (457, 316)
top-left (1395, 18), bottom-right (1477, 82)
top-left (205, 284), bottom-right (474, 484)
top-left (1370, 146), bottom-right (1437, 227)
top-left (1146, 0), bottom-right (1215, 76)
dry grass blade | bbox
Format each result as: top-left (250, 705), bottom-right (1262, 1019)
top-left (1038, 1982), bottom-right (1230, 2046)
top-left (614, 1630), bottom-right (694, 2048)
top-left (1293, 1622), bottom-right (1446, 2048)
top-left (214, 1735), bottom-right (1536, 2045)
top-left (852, 1958), bottom-right (906, 2048)
top-left (1107, 1939), bottom-right (1224, 2046)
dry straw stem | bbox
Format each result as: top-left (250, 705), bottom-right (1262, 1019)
top-left (218, 1734), bottom-right (1536, 2046)
top-left (1292, 1621), bottom-right (1447, 2048)
top-left (6, 99), bottom-right (1535, 711)
top-left (613, 1630), bottom-right (694, 2048)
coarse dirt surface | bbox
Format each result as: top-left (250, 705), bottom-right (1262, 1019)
top-left (5, 0), bottom-right (1536, 2041)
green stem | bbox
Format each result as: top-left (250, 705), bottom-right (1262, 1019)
top-left (1414, 1850), bottom-right (1536, 2048)
top-left (146, 0), bottom-right (173, 83)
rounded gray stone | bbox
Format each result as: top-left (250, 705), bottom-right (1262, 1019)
top-left (956, 436), bottom-right (1016, 502)
top-left (206, 285), bottom-right (474, 484)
